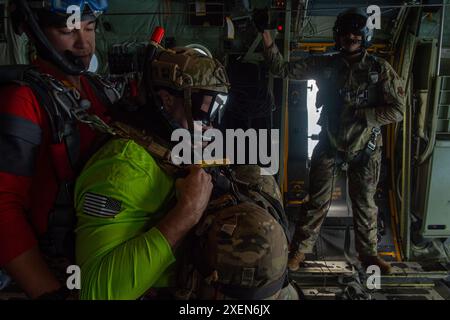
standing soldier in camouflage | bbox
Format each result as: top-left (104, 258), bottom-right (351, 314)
top-left (254, 8), bottom-right (406, 273)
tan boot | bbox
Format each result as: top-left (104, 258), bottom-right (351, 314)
top-left (288, 251), bottom-right (306, 272)
top-left (359, 255), bottom-right (392, 274)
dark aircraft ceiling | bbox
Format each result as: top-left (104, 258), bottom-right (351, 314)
top-left (291, 0), bottom-right (444, 42)
top-left (307, 0), bottom-right (442, 16)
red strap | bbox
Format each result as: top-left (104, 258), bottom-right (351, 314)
top-left (130, 79), bottom-right (139, 98)
top-left (49, 143), bottom-right (74, 181)
top-left (0, 172), bottom-right (38, 266)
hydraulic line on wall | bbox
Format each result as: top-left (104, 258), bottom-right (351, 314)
top-left (418, 1), bottom-right (447, 166)
top-left (389, 6), bottom-right (424, 261)
top-left (293, 0), bottom-right (309, 41)
top-left (390, 5), bottom-right (409, 51)
top-left (279, 0), bottom-right (292, 194)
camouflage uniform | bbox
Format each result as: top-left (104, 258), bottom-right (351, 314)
top-left (232, 165), bottom-right (283, 204)
top-left (171, 164), bottom-right (297, 300)
top-left (192, 199), bottom-right (290, 300)
top-left (264, 44), bottom-right (406, 256)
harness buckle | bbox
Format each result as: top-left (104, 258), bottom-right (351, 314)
top-left (372, 127), bottom-right (381, 136)
top-left (341, 162), bottom-right (349, 171)
top-left (356, 89), bottom-right (369, 105)
top-left (367, 127), bottom-right (381, 152)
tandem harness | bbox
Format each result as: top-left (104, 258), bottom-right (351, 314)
top-left (0, 65), bottom-right (120, 259)
top-left (324, 54), bottom-right (383, 168)
top-left (353, 126), bottom-right (381, 167)
top-left (325, 126), bottom-right (381, 171)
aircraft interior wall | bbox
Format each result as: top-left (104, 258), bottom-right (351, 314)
top-left (0, 0), bottom-right (448, 264)
top-left (0, 0), bottom-right (448, 302)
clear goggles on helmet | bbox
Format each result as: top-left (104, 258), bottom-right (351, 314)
top-left (191, 91), bottom-right (229, 126)
top-left (336, 14), bottom-right (367, 36)
top-left (48, 0), bottom-right (108, 15)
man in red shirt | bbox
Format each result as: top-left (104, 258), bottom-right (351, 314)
top-left (0, 0), bottom-right (116, 299)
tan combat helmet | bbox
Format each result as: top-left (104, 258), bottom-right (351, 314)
top-left (150, 47), bottom-right (230, 130)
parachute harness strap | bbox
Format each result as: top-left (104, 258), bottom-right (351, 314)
top-left (184, 87), bottom-right (195, 132)
top-left (223, 167), bottom-right (243, 203)
top-left (69, 98), bottom-right (181, 175)
top-left (213, 58), bottom-right (231, 88)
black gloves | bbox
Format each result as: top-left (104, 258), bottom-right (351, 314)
top-left (253, 7), bottom-right (270, 33)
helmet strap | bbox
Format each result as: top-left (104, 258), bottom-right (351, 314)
top-left (184, 87), bottom-right (195, 133)
top-left (64, 50), bottom-right (88, 69)
top-left (340, 46), bottom-right (364, 56)
top-left (337, 36), bottom-right (365, 56)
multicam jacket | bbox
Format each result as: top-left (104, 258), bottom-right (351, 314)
top-left (264, 43), bottom-right (406, 152)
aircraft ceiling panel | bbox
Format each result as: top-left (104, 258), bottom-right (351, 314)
top-left (297, 0), bottom-right (444, 42)
top-left (307, 0), bottom-right (443, 16)
top-left (307, 0), bottom-right (403, 17)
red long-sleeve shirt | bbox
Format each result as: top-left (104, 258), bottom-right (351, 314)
top-left (0, 60), bottom-right (109, 266)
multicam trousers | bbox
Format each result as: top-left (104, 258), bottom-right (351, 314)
top-left (291, 141), bottom-right (382, 257)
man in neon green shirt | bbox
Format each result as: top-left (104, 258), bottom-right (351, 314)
top-left (75, 139), bottom-right (215, 299)
top-left (74, 47), bottom-right (229, 300)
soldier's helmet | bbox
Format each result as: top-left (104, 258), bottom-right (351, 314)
top-left (333, 7), bottom-right (374, 49)
top-left (192, 201), bottom-right (289, 300)
top-left (150, 47), bottom-right (230, 128)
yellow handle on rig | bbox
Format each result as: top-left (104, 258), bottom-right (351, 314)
top-left (196, 159), bottom-right (232, 168)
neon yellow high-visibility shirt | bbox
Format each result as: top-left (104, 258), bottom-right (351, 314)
top-left (74, 138), bottom-right (175, 300)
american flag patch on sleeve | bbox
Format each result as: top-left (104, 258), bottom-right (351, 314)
top-left (83, 192), bottom-right (122, 218)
